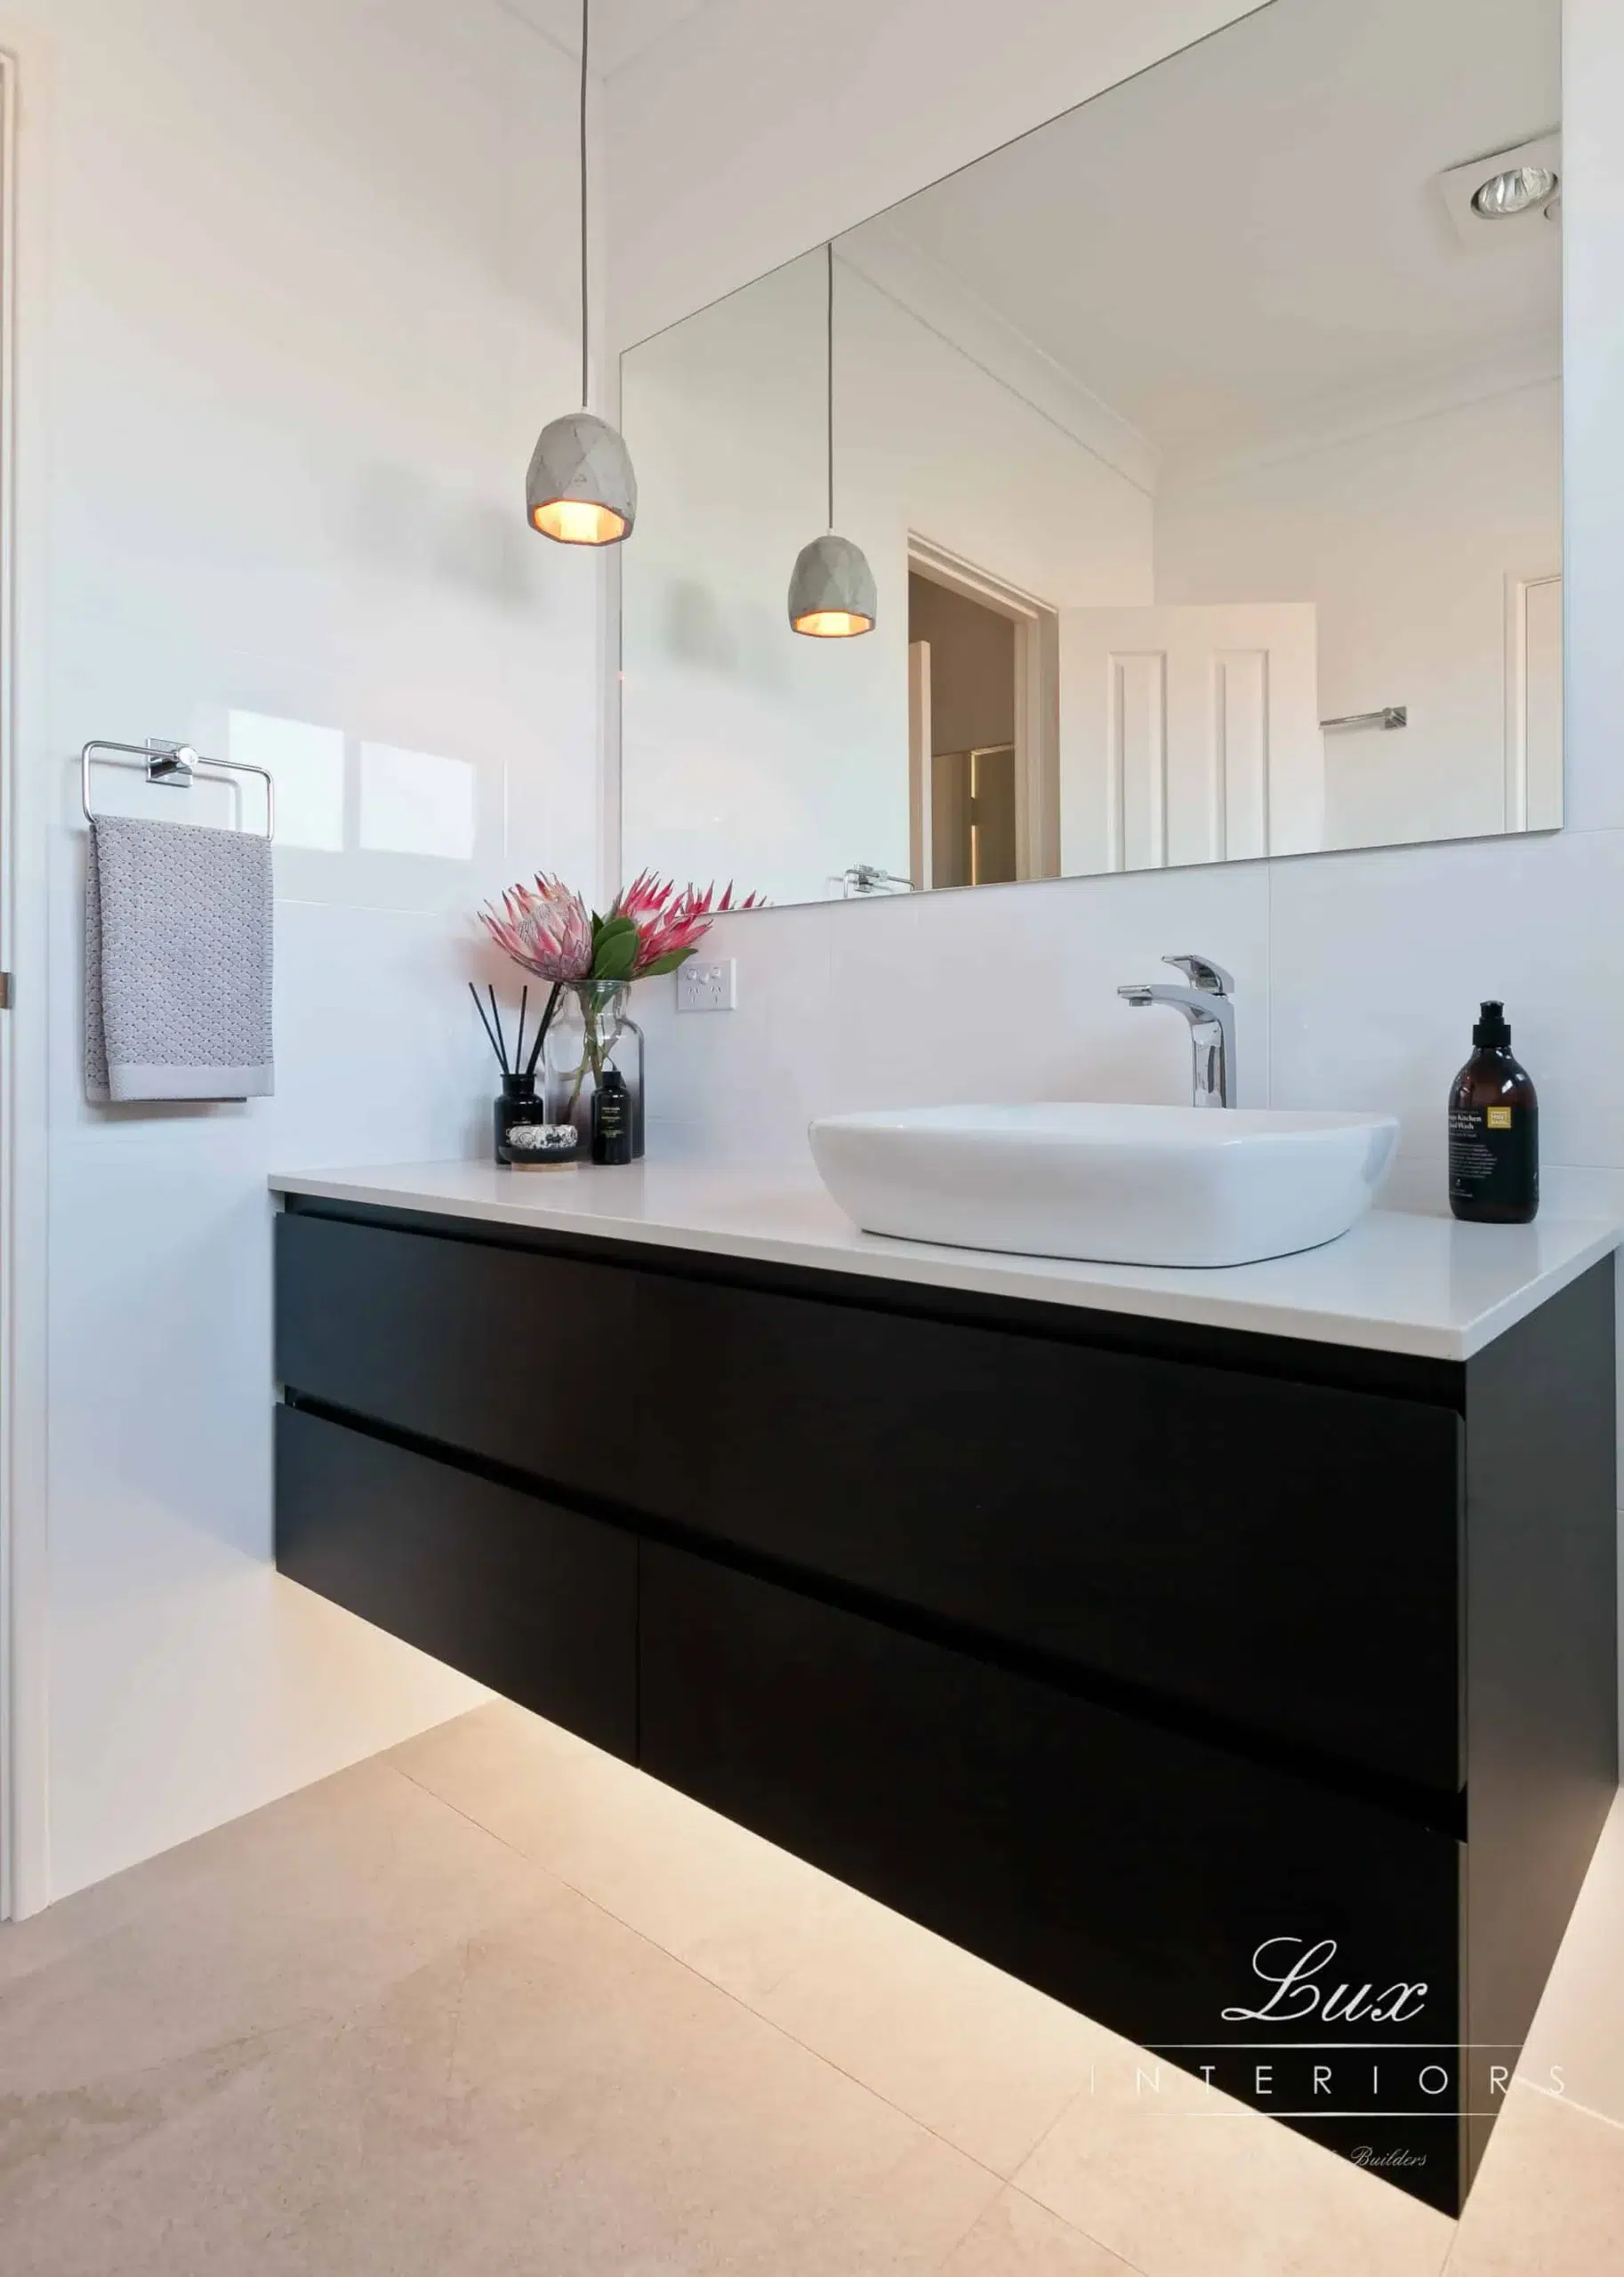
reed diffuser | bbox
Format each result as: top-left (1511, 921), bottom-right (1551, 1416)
top-left (469, 981), bottom-right (580, 1168)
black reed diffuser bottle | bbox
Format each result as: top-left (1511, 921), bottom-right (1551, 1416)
top-left (470, 983), bottom-right (579, 1170)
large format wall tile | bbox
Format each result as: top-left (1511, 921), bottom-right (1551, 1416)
top-left (1268, 827), bottom-right (1624, 1183)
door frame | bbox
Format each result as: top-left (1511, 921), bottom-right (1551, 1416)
top-left (0, 40), bottom-right (44, 1923)
top-left (907, 535), bottom-right (1059, 883)
top-left (0, 44), bottom-right (15, 1919)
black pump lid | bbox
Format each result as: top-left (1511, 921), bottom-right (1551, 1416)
top-left (1474, 1000), bottom-right (1511, 1048)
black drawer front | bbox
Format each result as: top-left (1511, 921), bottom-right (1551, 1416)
top-left (276, 1404), bottom-right (636, 1758)
top-left (640, 1541), bottom-right (1463, 2212)
top-left (637, 1275), bottom-right (1462, 1796)
top-left (276, 1211), bottom-right (638, 1504)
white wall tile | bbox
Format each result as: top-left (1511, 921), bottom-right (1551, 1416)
top-left (23, 0), bottom-right (596, 1900)
top-left (1268, 828), bottom-right (1624, 1186)
top-left (639, 899), bottom-right (836, 1163)
top-left (827, 862), bottom-right (1272, 1120)
top-left (634, 858), bottom-right (1270, 1173)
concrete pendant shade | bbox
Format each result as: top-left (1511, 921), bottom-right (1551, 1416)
top-left (788, 532), bottom-right (877, 637)
top-left (527, 410), bottom-right (637, 546)
top-left (790, 243), bottom-right (874, 636)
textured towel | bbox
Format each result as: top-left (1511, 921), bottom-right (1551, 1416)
top-left (85, 814), bottom-right (274, 1103)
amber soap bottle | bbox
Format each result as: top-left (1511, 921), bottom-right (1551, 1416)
top-left (1448, 1002), bottom-right (1538, 1223)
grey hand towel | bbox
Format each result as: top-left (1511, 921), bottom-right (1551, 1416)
top-left (84, 813), bottom-right (274, 1103)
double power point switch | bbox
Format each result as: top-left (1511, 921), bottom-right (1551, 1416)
top-left (676, 957), bottom-right (738, 1013)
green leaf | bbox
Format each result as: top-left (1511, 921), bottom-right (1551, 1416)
top-left (639, 947), bottom-right (695, 978)
top-left (592, 925), bottom-right (639, 981)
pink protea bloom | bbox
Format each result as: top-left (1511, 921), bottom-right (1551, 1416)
top-left (612, 871), bottom-right (765, 975)
top-left (479, 873), bottom-right (593, 982)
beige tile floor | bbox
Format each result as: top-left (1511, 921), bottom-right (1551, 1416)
top-left (1, 1697), bottom-right (1620, 2274)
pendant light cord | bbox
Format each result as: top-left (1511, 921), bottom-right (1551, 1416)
top-left (580, 0), bottom-right (591, 409)
top-left (825, 241), bottom-right (835, 531)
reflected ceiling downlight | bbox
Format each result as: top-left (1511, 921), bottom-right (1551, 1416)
top-left (789, 245), bottom-right (876, 639)
top-left (1472, 163), bottom-right (1558, 220)
top-left (525, 0), bottom-right (636, 545)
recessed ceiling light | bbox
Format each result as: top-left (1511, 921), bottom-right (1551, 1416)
top-left (1472, 163), bottom-right (1558, 220)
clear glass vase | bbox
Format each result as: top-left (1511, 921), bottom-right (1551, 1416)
top-left (544, 980), bottom-right (646, 1164)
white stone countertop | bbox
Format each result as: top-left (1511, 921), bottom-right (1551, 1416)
top-left (268, 1158), bottom-right (1619, 1363)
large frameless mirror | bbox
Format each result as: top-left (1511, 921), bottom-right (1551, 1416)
top-left (620, 0), bottom-right (1562, 908)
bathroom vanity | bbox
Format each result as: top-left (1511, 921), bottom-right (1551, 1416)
top-left (270, 1162), bottom-right (1618, 2215)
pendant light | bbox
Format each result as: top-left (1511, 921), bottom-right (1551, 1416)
top-left (526, 0), bottom-right (637, 545)
top-left (788, 245), bottom-right (876, 637)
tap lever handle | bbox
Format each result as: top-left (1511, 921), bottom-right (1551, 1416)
top-left (1162, 953), bottom-right (1234, 997)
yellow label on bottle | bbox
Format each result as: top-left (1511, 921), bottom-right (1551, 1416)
top-left (1487, 1106), bottom-right (1513, 1130)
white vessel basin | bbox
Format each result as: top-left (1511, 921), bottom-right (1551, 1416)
top-left (808, 1102), bottom-right (1399, 1269)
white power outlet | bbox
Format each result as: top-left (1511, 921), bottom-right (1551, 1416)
top-left (677, 957), bottom-right (737, 1013)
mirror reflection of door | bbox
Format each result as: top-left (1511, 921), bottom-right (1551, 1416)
top-left (908, 572), bottom-right (1019, 890)
top-left (1507, 569), bottom-right (1562, 832)
top-left (1057, 602), bottom-right (1324, 872)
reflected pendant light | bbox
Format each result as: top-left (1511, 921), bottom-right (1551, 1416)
top-left (525, 0), bottom-right (637, 545)
top-left (788, 245), bottom-right (876, 637)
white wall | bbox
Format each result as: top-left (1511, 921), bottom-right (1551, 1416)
top-left (1155, 380), bottom-right (1563, 849)
top-left (620, 247), bottom-right (1149, 905)
top-left (609, 0), bottom-right (1624, 1690)
top-left (5, 0), bottom-right (608, 1905)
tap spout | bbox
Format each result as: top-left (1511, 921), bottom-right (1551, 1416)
top-left (1117, 957), bottom-right (1236, 1108)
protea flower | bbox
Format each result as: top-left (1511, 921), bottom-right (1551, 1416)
top-left (612, 871), bottom-right (765, 975)
top-left (479, 873), bottom-right (593, 982)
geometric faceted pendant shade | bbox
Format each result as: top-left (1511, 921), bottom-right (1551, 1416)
top-left (787, 532), bottom-right (877, 637)
top-left (789, 243), bottom-right (875, 636)
top-left (525, 0), bottom-right (637, 547)
top-left (527, 411), bottom-right (638, 546)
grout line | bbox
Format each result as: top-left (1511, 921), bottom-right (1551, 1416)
top-left (937, 2179), bottom-right (1152, 2276)
top-left (382, 1758), bottom-right (1011, 2162)
top-left (382, 1749), bottom-right (1137, 2239)
top-left (1523, 2078), bottom-right (1624, 2134)
top-left (385, 1738), bottom-right (1457, 2270)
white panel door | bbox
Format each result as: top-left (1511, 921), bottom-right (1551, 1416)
top-left (1057, 603), bottom-right (1323, 872)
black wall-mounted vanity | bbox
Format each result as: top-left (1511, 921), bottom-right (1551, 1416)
top-left (271, 1164), bottom-right (1618, 2216)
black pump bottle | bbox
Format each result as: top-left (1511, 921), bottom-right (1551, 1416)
top-left (1448, 1002), bottom-right (1538, 1224)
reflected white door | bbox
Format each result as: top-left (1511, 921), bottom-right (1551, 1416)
top-left (1505, 572), bottom-right (1562, 833)
top-left (1057, 603), bottom-right (1323, 872)
top-left (908, 639), bottom-right (932, 890)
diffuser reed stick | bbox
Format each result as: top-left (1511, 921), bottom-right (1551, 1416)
top-left (470, 982), bottom-right (510, 1073)
top-left (524, 983), bottom-right (562, 1080)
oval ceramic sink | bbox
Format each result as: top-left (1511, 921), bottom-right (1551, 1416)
top-left (808, 1102), bottom-right (1399, 1268)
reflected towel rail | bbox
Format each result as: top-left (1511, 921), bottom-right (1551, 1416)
top-left (1320, 706), bottom-right (1407, 733)
top-left (81, 738), bottom-right (276, 840)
